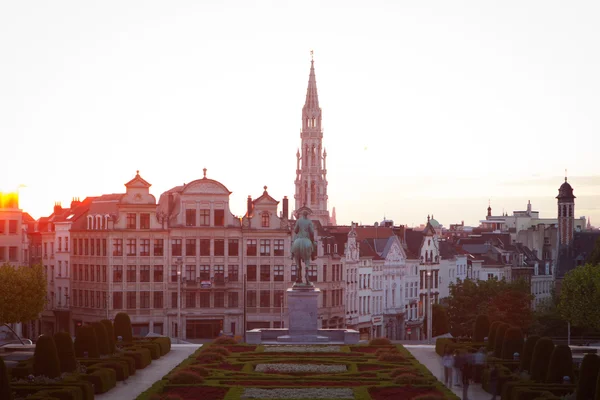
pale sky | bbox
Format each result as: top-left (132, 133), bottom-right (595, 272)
top-left (2, 1), bottom-right (599, 227)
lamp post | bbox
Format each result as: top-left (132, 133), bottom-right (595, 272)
top-left (427, 270), bottom-right (432, 344)
top-left (279, 293), bottom-right (284, 328)
top-left (176, 257), bottom-right (183, 343)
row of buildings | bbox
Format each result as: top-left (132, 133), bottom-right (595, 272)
top-left (2, 58), bottom-right (597, 341)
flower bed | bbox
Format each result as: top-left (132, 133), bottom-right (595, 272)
top-left (242, 387), bottom-right (354, 399)
top-left (263, 345), bottom-right (341, 353)
top-left (255, 363), bottom-right (347, 373)
top-left (164, 386), bottom-right (228, 399)
top-left (369, 386), bottom-right (446, 400)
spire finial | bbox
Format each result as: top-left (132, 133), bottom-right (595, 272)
top-left (310, 49), bottom-right (314, 61)
top-left (203, 168), bottom-right (207, 178)
top-left (263, 185), bottom-right (268, 193)
top-left (565, 168), bottom-right (568, 182)
top-left (136, 170), bottom-right (139, 176)
top-left (427, 215), bottom-right (430, 222)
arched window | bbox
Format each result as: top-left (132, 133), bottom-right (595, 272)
top-left (87, 215), bottom-right (93, 230)
top-left (311, 182), bottom-right (316, 203)
top-left (261, 213), bottom-right (269, 228)
top-left (303, 182), bottom-right (308, 205)
top-left (569, 205), bottom-right (573, 217)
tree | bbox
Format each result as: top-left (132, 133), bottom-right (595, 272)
top-left (427, 303), bottom-right (450, 337)
top-left (558, 264), bottom-right (600, 330)
top-left (0, 264), bottom-right (47, 324)
top-left (586, 236), bottom-right (600, 266)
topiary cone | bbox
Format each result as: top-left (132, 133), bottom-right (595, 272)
top-left (100, 319), bottom-right (116, 354)
top-left (53, 331), bottom-right (77, 373)
top-left (577, 353), bottom-right (600, 400)
top-left (0, 356), bottom-right (13, 400)
top-left (114, 312), bottom-right (133, 342)
top-left (501, 327), bottom-right (524, 360)
top-left (33, 334), bottom-right (61, 378)
top-left (487, 321), bottom-right (501, 352)
top-left (92, 322), bottom-right (110, 356)
top-left (530, 337), bottom-right (555, 383)
top-left (493, 323), bottom-right (510, 358)
top-left (521, 335), bottom-right (540, 372)
top-left (546, 344), bottom-right (574, 384)
top-left (473, 315), bottom-right (490, 343)
top-left (74, 325), bottom-right (100, 358)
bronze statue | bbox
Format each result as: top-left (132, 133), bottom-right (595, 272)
top-left (291, 210), bottom-right (316, 285)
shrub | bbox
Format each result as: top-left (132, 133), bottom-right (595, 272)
top-left (413, 395), bottom-right (445, 400)
top-left (213, 336), bottom-right (237, 345)
top-left (114, 312), bottom-right (133, 342)
top-left (92, 322), bottom-right (110, 356)
top-left (187, 365), bottom-right (210, 376)
top-left (376, 347), bottom-right (399, 357)
top-left (394, 373), bottom-right (426, 385)
top-left (377, 353), bottom-right (405, 362)
top-left (368, 337), bottom-right (391, 346)
top-left (124, 348), bottom-right (152, 369)
top-left (100, 319), bottom-right (116, 354)
top-left (390, 366), bottom-right (416, 377)
top-left (149, 395), bottom-right (184, 400)
top-left (521, 335), bottom-right (540, 372)
top-left (33, 334), bottom-right (61, 379)
top-left (494, 323), bottom-right (510, 358)
top-left (474, 314), bottom-right (490, 342)
top-left (0, 357), bottom-right (13, 400)
top-left (53, 331), bottom-right (77, 373)
top-left (202, 346), bottom-right (230, 357)
top-left (169, 370), bottom-right (205, 384)
top-left (501, 327), bottom-right (524, 360)
top-left (545, 345), bottom-right (574, 384)
top-left (576, 353), bottom-right (600, 400)
top-left (530, 337), bottom-right (555, 383)
top-left (151, 337), bottom-right (171, 356)
top-left (196, 352), bottom-right (226, 364)
top-left (487, 321), bottom-right (502, 352)
top-left (82, 367), bottom-right (117, 394)
top-left (74, 325), bottom-right (100, 358)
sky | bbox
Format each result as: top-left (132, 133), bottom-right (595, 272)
top-left (1, 1), bottom-right (599, 227)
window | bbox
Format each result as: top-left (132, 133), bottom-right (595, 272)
top-left (9, 247), bottom-right (17, 261)
top-left (199, 292), bottom-right (210, 308)
top-left (200, 239), bottom-right (210, 256)
top-left (214, 209), bottom-right (224, 226)
top-left (140, 239), bottom-right (150, 256)
top-left (308, 265), bottom-right (317, 282)
top-left (274, 239), bottom-right (284, 256)
top-left (0, 220), bottom-right (4, 234)
top-left (199, 265), bottom-right (210, 281)
top-left (247, 265), bottom-right (257, 281)
top-left (102, 265), bottom-right (107, 282)
top-left (171, 266), bottom-right (178, 283)
top-left (113, 239), bottom-right (123, 256)
top-left (214, 291), bottom-right (225, 308)
top-left (214, 239), bottom-right (224, 256)
top-left (260, 265), bottom-right (270, 281)
top-left (228, 265), bottom-right (239, 282)
top-left (247, 240), bottom-right (257, 256)
top-left (96, 265), bottom-right (101, 282)
top-left (185, 209), bottom-right (196, 226)
top-left (228, 292), bottom-right (239, 308)
top-left (261, 213), bottom-right (269, 227)
top-left (8, 220), bottom-right (17, 234)
top-left (274, 265), bottom-right (284, 281)
top-left (322, 290), bottom-right (327, 307)
top-left (186, 292), bottom-right (196, 308)
top-left (79, 290), bottom-right (83, 307)
top-left (171, 292), bottom-right (178, 308)
top-left (153, 239), bottom-right (164, 256)
top-left (126, 213), bottom-right (136, 229)
top-left (247, 290), bottom-right (257, 307)
top-left (84, 265), bottom-right (89, 281)
top-left (228, 239), bottom-right (239, 256)
top-left (140, 291), bottom-right (150, 308)
top-left (127, 265), bottom-right (136, 282)
top-left (113, 292), bottom-right (123, 309)
top-left (185, 239), bottom-right (196, 256)
top-left (58, 237), bottom-right (62, 252)
top-left (83, 239), bottom-right (88, 255)
top-left (214, 265), bottom-right (224, 283)
top-left (126, 239), bottom-right (136, 256)
top-left (153, 291), bottom-right (163, 308)
top-left (140, 213), bottom-right (150, 229)
top-left (323, 265), bottom-right (327, 282)
top-left (102, 239), bottom-right (106, 256)
top-left (200, 209), bottom-right (210, 226)
top-left (260, 290), bottom-right (270, 307)
top-left (260, 239), bottom-right (270, 256)
top-left (140, 265), bottom-right (150, 282)
top-left (154, 265), bottom-right (163, 282)
top-left (72, 289), bottom-right (77, 307)
top-left (79, 265), bottom-right (83, 281)
top-left (291, 265), bottom-right (297, 282)
top-left (185, 265), bottom-right (196, 281)
top-left (127, 292), bottom-right (136, 309)
top-left (274, 290), bottom-right (284, 307)
top-left (171, 239), bottom-right (182, 256)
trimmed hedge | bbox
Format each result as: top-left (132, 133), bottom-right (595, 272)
top-left (114, 312), bottom-right (133, 342)
top-left (0, 356), bottom-right (13, 400)
top-left (53, 331), bottom-right (77, 373)
top-left (33, 334), bottom-right (61, 379)
top-left (92, 322), bottom-right (110, 356)
top-left (502, 382), bottom-right (576, 400)
top-left (74, 325), bottom-right (99, 358)
top-left (101, 319), bottom-right (116, 354)
top-left (545, 344), bottom-right (574, 384)
top-left (474, 314), bottom-right (490, 342)
top-left (13, 386), bottom-right (82, 400)
top-left (521, 335), bottom-right (540, 372)
top-left (501, 327), bottom-right (524, 360)
top-left (494, 323), bottom-right (510, 358)
top-left (577, 353), bottom-right (600, 400)
top-left (124, 347), bottom-right (152, 369)
top-left (530, 337), bottom-right (555, 383)
top-left (11, 380), bottom-right (94, 400)
top-left (487, 321), bottom-right (502, 352)
top-left (82, 367), bottom-right (117, 394)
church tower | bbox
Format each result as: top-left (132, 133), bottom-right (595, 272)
top-left (294, 56), bottom-right (330, 226)
top-left (557, 176), bottom-right (575, 246)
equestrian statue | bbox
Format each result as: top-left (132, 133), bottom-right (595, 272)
top-left (291, 210), bottom-right (317, 286)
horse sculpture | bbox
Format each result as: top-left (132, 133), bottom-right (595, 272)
top-left (291, 210), bottom-right (316, 286)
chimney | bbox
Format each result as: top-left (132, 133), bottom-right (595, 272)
top-left (282, 196), bottom-right (289, 220)
top-left (70, 197), bottom-right (81, 209)
top-left (54, 202), bottom-right (62, 215)
top-left (247, 196), bottom-right (253, 218)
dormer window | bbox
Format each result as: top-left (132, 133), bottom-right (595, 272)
top-left (261, 213), bottom-right (270, 228)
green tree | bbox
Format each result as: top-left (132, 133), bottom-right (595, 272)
top-left (0, 264), bottom-right (47, 324)
top-left (431, 303), bottom-right (449, 337)
top-left (558, 264), bottom-right (600, 330)
top-left (586, 236), bottom-right (600, 266)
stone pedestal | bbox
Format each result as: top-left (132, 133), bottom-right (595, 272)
top-left (287, 287), bottom-right (319, 335)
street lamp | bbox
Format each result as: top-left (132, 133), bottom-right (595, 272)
top-left (279, 293), bottom-right (284, 328)
top-left (427, 270), bottom-right (432, 344)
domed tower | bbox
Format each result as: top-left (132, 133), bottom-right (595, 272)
top-left (556, 176), bottom-right (575, 247)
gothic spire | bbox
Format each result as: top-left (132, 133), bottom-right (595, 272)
top-left (303, 54), bottom-right (320, 112)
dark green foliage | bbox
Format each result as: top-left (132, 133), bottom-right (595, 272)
top-left (474, 314), bottom-right (490, 342)
top-left (114, 312), bottom-right (133, 342)
top-left (530, 337), bottom-right (555, 382)
top-left (53, 331), bottom-right (77, 373)
top-left (487, 321), bottom-right (502, 351)
top-left (521, 335), bottom-right (540, 372)
top-left (545, 344), bottom-right (574, 383)
top-left (100, 319), bottom-right (116, 354)
top-left (74, 325), bottom-right (100, 358)
top-left (432, 303), bottom-right (450, 336)
top-left (92, 322), bottom-right (110, 355)
top-left (0, 357), bottom-right (13, 400)
top-left (81, 367), bottom-right (117, 394)
top-left (33, 334), bottom-right (61, 378)
top-left (368, 337), bottom-right (391, 346)
top-left (494, 323), bottom-right (510, 358)
top-left (577, 353), bottom-right (600, 400)
top-left (501, 327), bottom-right (524, 360)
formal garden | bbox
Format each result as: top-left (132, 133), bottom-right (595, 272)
top-left (1, 312), bottom-right (171, 400)
top-left (136, 336), bottom-right (459, 400)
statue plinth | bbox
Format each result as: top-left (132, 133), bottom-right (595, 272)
top-left (286, 287), bottom-right (320, 336)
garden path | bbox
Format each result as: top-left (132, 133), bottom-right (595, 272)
top-left (405, 344), bottom-right (490, 400)
top-left (95, 343), bottom-right (201, 400)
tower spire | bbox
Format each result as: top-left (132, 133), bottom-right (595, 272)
top-left (304, 52), bottom-right (320, 112)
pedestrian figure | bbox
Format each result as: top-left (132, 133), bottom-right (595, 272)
top-left (489, 364), bottom-right (498, 400)
top-left (442, 349), bottom-right (454, 387)
top-left (453, 350), bottom-right (464, 387)
top-left (461, 362), bottom-right (471, 400)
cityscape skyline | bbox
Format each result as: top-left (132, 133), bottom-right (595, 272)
top-left (2, 1), bottom-right (599, 227)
